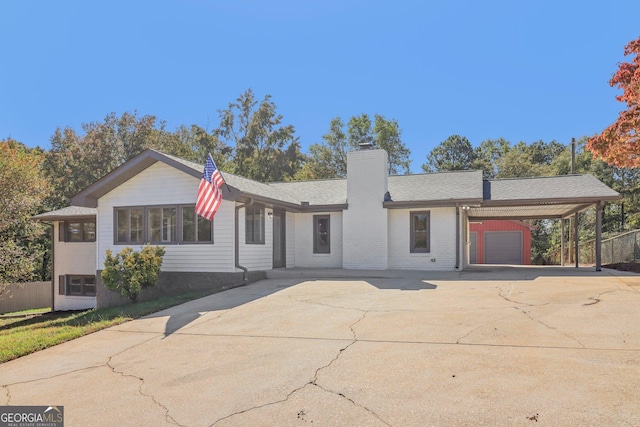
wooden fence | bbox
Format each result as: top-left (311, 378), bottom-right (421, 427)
top-left (0, 281), bottom-right (51, 314)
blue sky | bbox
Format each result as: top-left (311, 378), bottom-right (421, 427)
top-left (1, 1), bottom-right (638, 172)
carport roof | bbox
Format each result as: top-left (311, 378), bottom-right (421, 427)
top-left (466, 175), bottom-right (621, 220)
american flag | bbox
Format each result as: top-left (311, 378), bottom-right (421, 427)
top-left (195, 154), bottom-right (225, 221)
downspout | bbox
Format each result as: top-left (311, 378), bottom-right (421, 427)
top-left (235, 200), bottom-right (252, 284)
top-left (455, 204), bottom-right (460, 269)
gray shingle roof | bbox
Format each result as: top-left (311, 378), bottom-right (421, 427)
top-left (484, 175), bottom-right (620, 202)
top-left (32, 206), bottom-right (96, 221)
top-left (62, 149), bottom-right (621, 217)
top-left (388, 170), bottom-right (483, 202)
top-left (270, 179), bottom-right (347, 205)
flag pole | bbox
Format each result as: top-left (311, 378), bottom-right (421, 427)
top-left (208, 153), bottom-right (233, 194)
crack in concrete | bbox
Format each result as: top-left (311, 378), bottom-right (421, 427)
top-left (520, 309), bottom-right (586, 348)
top-left (583, 288), bottom-right (624, 306)
top-left (2, 364), bottom-right (103, 388)
top-left (105, 336), bottom-right (183, 426)
top-left (496, 284), bottom-right (544, 307)
top-left (209, 382), bottom-right (313, 426)
top-left (497, 285), bottom-right (586, 348)
top-left (286, 294), bottom-right (368, 313)
top-left (311, 382), bottom-right (391, 426)
top-left (210, 311), bottom-right (391, 426)
top-left (456, 312), bottom-right (517, 344)
top-left (1, 335), bottom-right (179, 425)
top-left (2, 385), bottom-right (10, 405)
top-left (307, 312), bottom-right (390, 426)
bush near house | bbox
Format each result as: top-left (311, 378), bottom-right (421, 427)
top-left (102, 245), bottom-right (166, 303)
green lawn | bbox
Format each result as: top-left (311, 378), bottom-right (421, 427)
top-left (0, 292), bottom-right (212, 363)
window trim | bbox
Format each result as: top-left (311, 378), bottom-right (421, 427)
top-left (245, 206), bottom-right (265, 245)
top-left (313, 214), bottom-right (331, 254)
top-left (61, 275), bottom-right (96, 297)
top-left (410, 210), bottom-right (431, 253)
top-left (114, 205), bottom-right (214, 245)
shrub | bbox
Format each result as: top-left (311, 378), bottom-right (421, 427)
top-left (101, 245), bottom-right (166, 303)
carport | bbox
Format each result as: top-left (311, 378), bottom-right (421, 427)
top-left (461, 175), bottom-right (622, 270)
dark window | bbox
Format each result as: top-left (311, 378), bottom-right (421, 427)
top-left (116, 208), bottom-right (144, 243)
top-left (410, 211), bottom-right (430, 253)
top-left (115, 205), bottom-right (213, 244)
top-left (182, 206), bottom-right (212, 242)
top-left (313, 215), bottom-right (330, 253)
top-left (63, 220), bottom-right (96, 242)
top-left (148, 207), bottom-right (177, 243)
top-left (245, 207), bottom-right (265, 244)
top-left (65, 275), bottom-right (96, 296)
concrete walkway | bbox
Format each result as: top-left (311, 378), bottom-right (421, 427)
top-left (2, 266), bottom-right (640, 426)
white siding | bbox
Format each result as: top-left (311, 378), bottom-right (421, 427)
top-left (53, 221), bottom-right (97, 311)
top-left (97, 162), bottom-right (236, 272)
top-left (387, 207), bottom-right (458, 271)
top-left (238, 207), bottom-right (273, 271)
top-left (285, 212), bottom-right (295, 267)
top-left (293, 212), bottom-right (343, 268)
top-left (343, 150), bottom-right (389, 269)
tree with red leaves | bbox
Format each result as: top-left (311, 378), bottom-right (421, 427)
top-left (588, 37), bottom-right (640, 167)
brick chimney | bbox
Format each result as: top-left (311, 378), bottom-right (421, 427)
top-left (342, 149), bottom-right (389, 269)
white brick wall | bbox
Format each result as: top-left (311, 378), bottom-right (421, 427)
top-left (387, 207), bottom-right (458, 270)
top-left (293, 212), bottom-right (343, 268)
top-left (343, 150), bottom-right (389, 269)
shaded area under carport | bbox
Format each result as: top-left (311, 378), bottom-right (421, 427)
top-left (464, 175), bottom-right (622, 271)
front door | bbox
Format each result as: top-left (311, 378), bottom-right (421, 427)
top-left (272, 210), bottom-right (286, 268)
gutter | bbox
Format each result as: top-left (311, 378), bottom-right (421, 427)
top-left (234, 200), bottom-right (252, 284)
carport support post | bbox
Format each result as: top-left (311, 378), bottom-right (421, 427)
top-left (595, 202), bottom-right (603, 271)
top-left (560, 219), bottom-right (565, 266)
top-left (574, 212), bottom-right (579, 268)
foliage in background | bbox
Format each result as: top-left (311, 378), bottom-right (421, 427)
top-left (101, 245), bottom-right (166, 303)
top-left (588, 36), bottom-right (640, 167)
top-left (214, 88), bottom-right (305, 182)
top-left (299, 113), bottom-right (411, 179)
top-left (0, 139), bottom-right (49, 289)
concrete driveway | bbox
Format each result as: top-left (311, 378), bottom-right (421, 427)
top-left (2, 266), bottom-right (640, 426)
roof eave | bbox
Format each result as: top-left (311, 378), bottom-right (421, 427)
top-left (32, 213), bottom-right (96, 222)
top-left (383, 198), bottom-right (484, 209)
top-left (481, 195), bottom-right (622, 207)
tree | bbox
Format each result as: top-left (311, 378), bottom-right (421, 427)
top-left (373, 114), bottom-right (411, 175)
top-left (101, 245), bottom-right (165, 303)
top-left (495, 140), bottom-right (564, 178)
top-left (301, 114), bottom-right (411, 179)
top-left (588, 36), bottom-right (640, 167)
top-left (43, 111), bottom-right (166, 208)
top-left (473, 138), bottom-right (511, 179)
top-left (0, 139), bottom-right (49, 290)
top-left (156, 124), bottom-right (232, 168)
top-left (296, 117), bottom-right (349, 180)
top-left (422, 135), bottom-right (476, 172)
top-left (215, 89), bottom-right (304, 182)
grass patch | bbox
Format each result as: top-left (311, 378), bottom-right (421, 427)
top-left (0, 307), bottom-right (51, 317)
top-left (0, 291), bottom-right (212, 364)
